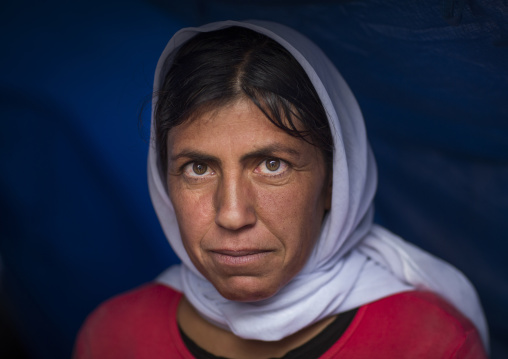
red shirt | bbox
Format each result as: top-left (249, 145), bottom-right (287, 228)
top-left (74, 284), bottom-right (486, 358)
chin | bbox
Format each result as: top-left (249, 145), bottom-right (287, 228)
top-left (215, 277), bottom-right (283, 302)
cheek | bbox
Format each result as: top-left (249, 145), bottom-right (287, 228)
top-left (255, 179), bottom-right (326, 251)
top-left (168, 182), bottom-right (215, 247)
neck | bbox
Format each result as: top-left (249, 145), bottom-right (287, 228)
top-left (177, 295), bottom-right (337, 359)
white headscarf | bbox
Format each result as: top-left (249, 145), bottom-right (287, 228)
top-left (148, 20), bottom-right (488, 349)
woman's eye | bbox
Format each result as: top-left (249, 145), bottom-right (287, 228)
top-left (266, 159), bottom-right (280, 171)
top-left (193, 162), bottom-right (208, 175)
top-left (255, 158), bottom-right (289, 176)
top-left (183, 162), bottom-right (213, 178)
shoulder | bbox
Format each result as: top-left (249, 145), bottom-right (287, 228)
top-left (73, 283), bottom-right (183, 359)
top-left (366, 290), bottom-right (475, 332)
top-left (325, 291), bottom-right (487, 359)
top-left (81, 282), bottom-right (181, 330)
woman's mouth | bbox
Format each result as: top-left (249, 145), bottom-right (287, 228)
top-left (209, 250), bottom-right (273, 266)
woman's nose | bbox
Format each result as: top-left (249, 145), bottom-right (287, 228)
top-left (214, 175), bottom-right (256, 230)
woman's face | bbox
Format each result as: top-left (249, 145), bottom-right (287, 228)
top-left (166, 100), bottom-right (331, 302)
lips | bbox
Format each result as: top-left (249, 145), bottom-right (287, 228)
top-left (209, 249), bottom-right (273, 266)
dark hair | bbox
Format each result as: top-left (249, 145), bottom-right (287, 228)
top-left (155, 26), bottom-right (333, 175)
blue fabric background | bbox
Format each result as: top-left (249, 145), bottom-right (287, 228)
top-left (1, 0), bottom-right (506, 358)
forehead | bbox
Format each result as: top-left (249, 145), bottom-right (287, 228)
top-left (166, 100), bottom-right (309, 155)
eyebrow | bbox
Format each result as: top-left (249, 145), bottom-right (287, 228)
top-left (239, 144), bottom-right (301, 162)
top-left (170, 144), bottom-right (301, 164)
top-left (170, 150), bottom-right (221, 164)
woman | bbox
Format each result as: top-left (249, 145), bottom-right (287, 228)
top-left (74, 21), bottom-right (488, 358)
